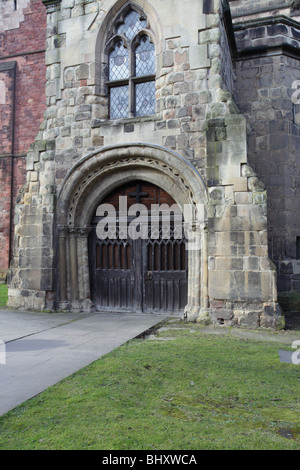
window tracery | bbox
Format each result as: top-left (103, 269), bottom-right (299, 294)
top-left (105, 6), bottom-right (156, 120)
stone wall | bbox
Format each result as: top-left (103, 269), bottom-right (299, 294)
top-left (229, 0), bottom-right (291, 18)
top-left (0, 0), bottom-right (31, 32)
top-left (7, 0), bottom-right (284, 327)
top-left (204, 114), bottom-right (281, 328)
top-left (232, 11), bottom-right (300, 301)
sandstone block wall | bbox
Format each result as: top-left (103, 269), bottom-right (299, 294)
top-left (232, 5), bottom-right (300, 301)
top-left (7, 0), bottom-right (285, 327)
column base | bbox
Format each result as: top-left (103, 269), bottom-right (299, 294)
top-left (7, 288), bottom-right (46, 311)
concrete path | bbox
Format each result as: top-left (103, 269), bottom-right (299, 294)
top-left (0, 310), bottom-right (169, 416)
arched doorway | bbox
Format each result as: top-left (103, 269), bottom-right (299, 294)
top-left (56, 143), bottom-right (207, 320)
top-left (88, 180), bottom-right (188, 313)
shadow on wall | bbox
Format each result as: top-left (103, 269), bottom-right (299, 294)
top-left (278, 291), bottom-right (300, 330)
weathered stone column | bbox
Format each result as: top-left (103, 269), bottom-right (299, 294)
top-left (197, 223), bottom-right (211, 324)
top-left (77, 227), bottom-right (93, 311)
top-left (200, 223), bottom-right (209, 309)
top-left (68, 228), bottom-right (79, 305)
top-left (184, 220), bottom-right (202, 321)
top-left (58, 227), bottom-right (67, 305)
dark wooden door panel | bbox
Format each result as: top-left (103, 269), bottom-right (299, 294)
top-left (144, 276), bottom-right (187, 313)
top-left (94, 272), bottom-right (135, 311)
top-left (143, 225), bottom-right (187, 313)
top-left (89, 180), bottom-right (188, 313)
top-left (89, 224), bottom-right (136, 311)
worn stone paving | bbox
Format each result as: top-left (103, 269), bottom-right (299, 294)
top-left (0, 308), bottom-right (299, 416)
top-left (0, 310), bottom-right (169, 416)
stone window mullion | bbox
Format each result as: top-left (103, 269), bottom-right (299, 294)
top-left (128, 44), bottom-right (135, 118)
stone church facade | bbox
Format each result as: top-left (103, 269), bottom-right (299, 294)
top-left (0, 0), bottom-right (46, 280)
top-left (3, 0), bottom-right (300, 328)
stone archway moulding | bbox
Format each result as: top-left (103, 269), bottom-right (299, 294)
top-left (56, 143), bottom-right (208, 319)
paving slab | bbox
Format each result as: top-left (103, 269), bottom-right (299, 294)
top-left (278, 350), bottom-right (294, 364)
top-left (0, 310), bottom-right (168, 416)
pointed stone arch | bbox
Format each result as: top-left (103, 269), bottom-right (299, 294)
top-left (96, 0), bottom-right (163, 56)
top-left (56, 143), bottom-right (208, 319)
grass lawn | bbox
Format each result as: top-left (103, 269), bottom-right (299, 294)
top-left (0, 284), bottom-right (8, 307)
top-left (0, 321), bottom-right (299, 450)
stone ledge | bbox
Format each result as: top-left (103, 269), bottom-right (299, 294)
top-left (92, 114), bottom-right (161, 128)
top-left (208, 301), bottom-right (284, 329)
top-left (7, 288), bottom-right (46, 311)
top-left (233, 16), bottom-right (300, 57)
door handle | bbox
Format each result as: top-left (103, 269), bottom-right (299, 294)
top-left (145, 272), bottom-right (153, 281)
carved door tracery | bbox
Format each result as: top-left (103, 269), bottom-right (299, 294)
top-left (88, 180), bottom-right (188, 313)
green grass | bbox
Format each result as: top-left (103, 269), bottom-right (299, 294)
top-left (0, 284), bottom-right (8, 307)
top-left (0, 322), bottom-right (299, 450)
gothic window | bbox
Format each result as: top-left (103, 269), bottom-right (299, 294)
top-left (106, 7), bottom-right (156, 120)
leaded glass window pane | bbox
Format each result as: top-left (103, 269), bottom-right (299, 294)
top-left (110, 86), bottom-right (129, 119)
top-left (109, 41), bottom-right (129, 81)
top-left (135, 81), bottom-right (156, 116)
top-left (106, 7), bottom-right (156, 119)
top-left (116, 10), bottom-right (147, 40)
top-left (135, 35), bottom-right (155, 77)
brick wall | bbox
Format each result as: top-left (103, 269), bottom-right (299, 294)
top-left (0, 0), bottom-right (46, 56)
top-left (13, 53), bottom-right (46, 154)
top-left (0, 0), bottom-right (46, 272)
top-left (0, 158), bottom-right (12, 270)
top-left (0, 0), bottom-right (47, 154)
top-left (0, 156), bottom-right (26, 270)
top-left (0, 63), bottom-right (15, 155)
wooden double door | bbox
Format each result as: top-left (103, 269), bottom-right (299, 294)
top-left (89, 181), bottom-right (188, 313)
